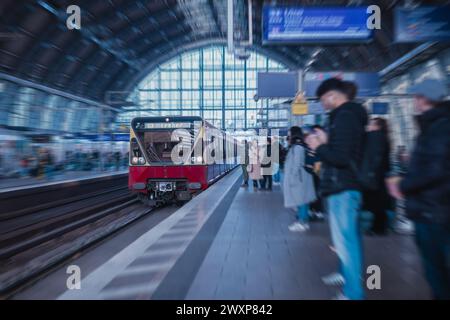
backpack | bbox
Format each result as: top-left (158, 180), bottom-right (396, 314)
top-left (351, 132), bottom-right (385, 191)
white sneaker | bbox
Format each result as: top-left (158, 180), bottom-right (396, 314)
top-left (394, 217), bottom-right (415, 235)
top-left (332, 292), bottom-right (349, 300)
top-left (322, 272), bottom-right (345, 286)
top-left (288, 222), bottom-right (309, 232)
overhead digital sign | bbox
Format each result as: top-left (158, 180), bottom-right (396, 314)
top-left (263, 6), bottom-right (373, 44)
top-left (257, 72), bottom-right (299, 98)
top-left (394, 6), bottom-right (450, 42)
top-left (304, 72), bottom-right (380, 98)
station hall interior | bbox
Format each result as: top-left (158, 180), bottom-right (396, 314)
top-left (0, 0), bottom-right (449, 301)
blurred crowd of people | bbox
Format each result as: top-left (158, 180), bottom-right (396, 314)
top-left (0, 147), bottom-right (129, 182)
top-left (240, 78), bottom-right (449, 300)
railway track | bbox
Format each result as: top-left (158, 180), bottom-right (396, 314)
top-left (0, 176), bottom-right (154, 297)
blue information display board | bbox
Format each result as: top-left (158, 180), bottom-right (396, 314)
top-left (304, 72), bottom-right (380, 98)
top-left (395, 6), bottom-right (450, 42)
top-left (372, 102), bottom-right (389, 115)
top-left (257, 72), bottom-right (298, 98)
top-left (263, 6), bottom-right (373, 43)
top-left (113, 133), bottom-right (130, 142)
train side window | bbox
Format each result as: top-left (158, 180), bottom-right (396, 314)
top-left (223, 137), bottom-right (226, 162)
top-left (131, 138), bottom-right (141, 157)
top-left (210, 135), bottom-right (215, 158)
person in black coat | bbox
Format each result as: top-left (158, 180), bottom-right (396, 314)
top-left (306, 78), bottom-right (368, 300)
top-left (363, 118), bottom-right (392, 235)
top-left (240, 139), bottom-right (250, 187)
top-left (311, 99), bottom-right (368, 197)
top-left (260, 137), bottom-right (273, 190)
top-left (305, 125), bottom-right (325, 219)
top-left (278, 141), bottom-right (287, 171)
top-left (387, 79), bottom-right (450, 300)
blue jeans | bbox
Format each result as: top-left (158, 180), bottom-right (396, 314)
top-left (414, 222), bottom-right (450, 300)
top-left (327, 190), bottom-right (364, 300)
top-left (297, 204), bottom-right (309, 224)
top-left (273, 168), bottom-right (281, 183)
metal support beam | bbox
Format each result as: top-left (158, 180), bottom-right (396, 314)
top-left (379, 42), bottom-right (437, 78)
top-left (244, 59), bottom-right (247, 129)
top-left (207, 0), bottom-right (223, 36)
top-left (36, 0), bottom-right (141, 71)
top-left (222, 46), bottom-right (226, 130)
top-left (227, 0), bottom-right (234, 54)
top-left (0, 72), bottom-right (119, 112)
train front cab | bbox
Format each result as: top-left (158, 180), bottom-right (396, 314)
top-left (128, 116), bottom-right (236, 207)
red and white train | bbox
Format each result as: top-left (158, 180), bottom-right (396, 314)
top-left (128, 116), bottom-right (237, 207)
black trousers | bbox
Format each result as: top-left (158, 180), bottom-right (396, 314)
top-left (415, 222), bottom-right (450, 300)
top-left (363, 188), bottom-right (391, 234)
top-left (310, 174), bottom-right (323, 213)
top-left (260, 175), bottom-right (272, 190)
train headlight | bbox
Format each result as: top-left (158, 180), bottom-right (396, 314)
top-left (138, 157), bottom-right (145, 164)
top-left (188, 182), bottom-right (202, 190)
top-left (132, 157), bottom-right (138, 164)
top-left (196, 156), bottom-right (203, 163)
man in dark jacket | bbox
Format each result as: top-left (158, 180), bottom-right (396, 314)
top-left (240, 139), bottom-right (249, 187)
top-left (307, 78), bottom-right (368, 300)
top-left (260, 137), bottom-right (273, 190)
top-left (363, 118), bottom-right (392, 235)
top-left (387, 79), bottom-right (450, 300)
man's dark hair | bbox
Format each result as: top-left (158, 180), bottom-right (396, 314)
top-left (316, 78), bottom-right (351, 99)
top-left (343, 81), bottom-right (358, 100)
top-left (290, 126), bottom-right (303, 138)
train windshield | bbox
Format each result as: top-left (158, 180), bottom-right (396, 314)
top-left (130, 118), bottom-right (204, 165)
top-left (140, 130), bottom-right (193, 163)
top-left (131, 122), bottom-right (199, 164)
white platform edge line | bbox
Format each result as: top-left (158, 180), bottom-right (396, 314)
top-left (99, 282), bottom-right (161, 300)
top-left (58, 168), bottom-right (240, 299)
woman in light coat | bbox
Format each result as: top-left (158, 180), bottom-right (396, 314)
top-left (283, 126), bottom-right (317, 232)
top-left (247, 139), bottom-right (262, 189)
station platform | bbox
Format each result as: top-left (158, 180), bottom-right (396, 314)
top-left (35, 168), bottom-right (430, 300)
top-left (0, 170), bottom-right (127, 191)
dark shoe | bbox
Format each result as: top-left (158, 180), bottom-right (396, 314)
top-left (372, 229), bottom-right (388, 236)
top-left (366, 229), bottom-right (388, 236)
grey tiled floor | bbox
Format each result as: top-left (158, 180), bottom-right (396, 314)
top-left (186, 183), bottom-right (431, 300)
